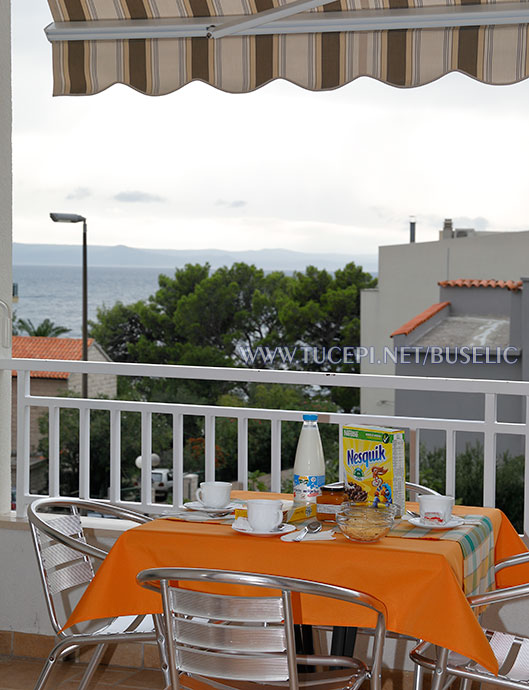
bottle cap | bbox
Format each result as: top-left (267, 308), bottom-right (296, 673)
top-left (302, 414), bottom-right (318, 421)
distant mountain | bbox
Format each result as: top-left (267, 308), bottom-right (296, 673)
top-left (13, 243), bottom-right (378, 274)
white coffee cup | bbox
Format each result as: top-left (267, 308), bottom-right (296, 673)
top-left (418, 494), bottom-right (454, 525)
top-left (196, 481), bottom-right (232, 509)
top-left (246, 499), bottom-right (283, 532)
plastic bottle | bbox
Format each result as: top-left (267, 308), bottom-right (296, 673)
top-left (293, 414), bottom-right (325, 504)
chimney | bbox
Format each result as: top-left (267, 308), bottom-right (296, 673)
top-left (441, 218), bottom-right (453, 239)
top-left (409, 216), bottom-right (416, 243)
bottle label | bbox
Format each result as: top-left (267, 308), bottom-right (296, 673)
top-left (316, 503), bottom-right (341, 515)
top-left (294, 474), bottom-right (325, 500)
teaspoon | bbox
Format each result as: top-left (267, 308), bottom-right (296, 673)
top-left (294, 520), bottom-right (322, 541)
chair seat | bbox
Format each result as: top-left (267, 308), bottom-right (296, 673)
top-left (72, 614), bottom-right (155, 637)
top-left (412, 629), bottom-right (529, 690)
top-left (458, 630), bottom-right (529, 684)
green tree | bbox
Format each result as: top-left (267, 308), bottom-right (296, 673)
top-left (90, 261), bottom-right (376, 407)
top-left (277, 263), bottom-right (376, 410)
top-left (86, 260), bottom-right (375, 481)
top-left (17, 317), bottom-right (70, 337)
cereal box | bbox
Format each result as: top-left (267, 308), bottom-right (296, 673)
top-left (342, 426), bottom-right (405, 517)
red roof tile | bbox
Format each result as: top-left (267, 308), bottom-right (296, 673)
top-left (12, 336), bottom-right (94, 379)
top-left (438, 279), bottom-right (523, 292)
top-left (391, 302), bottom-right (450, 338)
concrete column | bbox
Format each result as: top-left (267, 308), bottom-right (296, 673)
top-left (0, 1), bottom-right (12, 515)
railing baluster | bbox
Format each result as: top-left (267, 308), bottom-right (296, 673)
top-left (445, 428), bottom-right (456, 497)
top-left (48, 406), bottom-right (60, 497)
top-left (173, 413), bottom-right (184, 507)
top-left (483, 393), bottom-right (497, 507)
top-left (16, 370), bottom-right (31, 517)
top-left (79, 407), bottom-right (90, 499)
top-left (338, 423), bottom-right (344, 483)
top-left (141, 411), bottom-right (153, 507)
top-left (409, 428), bottom-right (419, 484)
top-left (238, 417), bottom-right (248, 490)
top-left (271, 419), bottom-right (281, 493)
top-left (109, 409), bottom-right (121, 504)
top-left (204, 414), bottom-right (215, 482)
top-left (415, 428), bottom-right (421, 484)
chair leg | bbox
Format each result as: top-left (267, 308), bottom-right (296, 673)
top-left (154, 613), bottom-right (173, 690)
top-left (412, 661), bottom-right (425, 690)
top-left (431, 647), bottom-right (449, 690)
top-left (77, 643), bottom-right (107, 690)
top-left (32, 655), bottom-right (57, 690)
top-left (33, 639), bottom-right (77, 690)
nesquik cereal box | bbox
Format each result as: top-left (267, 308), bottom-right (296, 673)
top-left (342, 426), bottom-right (405, 516)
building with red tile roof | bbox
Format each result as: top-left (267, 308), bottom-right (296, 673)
top-left (12, 335), bottom-right (95, 379)
top-left (390, 276), bottom-right (527, 457)
top-left (360, 222), bottom-right (529, 417)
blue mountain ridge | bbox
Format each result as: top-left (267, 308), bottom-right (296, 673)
top-left (13, 243), bottom-right (378, 274)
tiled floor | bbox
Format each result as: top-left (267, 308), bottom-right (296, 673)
top-left (0, 657), bottom-right (444, 690)
top-left (0, 657), bottom-right (165, 690)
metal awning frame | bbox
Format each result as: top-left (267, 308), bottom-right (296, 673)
top-left (45, 1), bottom-right (529, 42)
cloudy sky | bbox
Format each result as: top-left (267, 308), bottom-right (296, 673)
top-left (11, 1), bottom-right (529, 266)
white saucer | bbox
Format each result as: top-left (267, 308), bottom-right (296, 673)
top-left (231, 522), bottom-right (296, 537)
top-left (182, 501), bottom-right (238, 514)
top-left (409, 515), bottom-right (464, 530)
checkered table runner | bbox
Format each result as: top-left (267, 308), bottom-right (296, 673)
top-left (388, 515), bottom-right (495, 597)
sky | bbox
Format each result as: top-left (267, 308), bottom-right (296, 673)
top-left (11, 1), bottom-right (529, 266)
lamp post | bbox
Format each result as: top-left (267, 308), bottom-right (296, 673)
top-left (50, 212), bottom-right (88, 398)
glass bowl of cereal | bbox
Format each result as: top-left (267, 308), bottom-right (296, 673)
top-left (336, 502), bottom-right (398, 543)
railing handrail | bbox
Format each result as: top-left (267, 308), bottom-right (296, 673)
top-left (13, 391), bottom-right (528, 435)
top-left (3, 357), bottom-right (529, 395)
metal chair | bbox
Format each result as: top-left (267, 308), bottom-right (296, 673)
top-left (410, 550), bottom-right (529, 690)
top-left (137, 567), bottom-right (388, 690)
top-left (405, 482), bottom-right (441, 498)
top-left (27, 497), bottom-right (164, 690)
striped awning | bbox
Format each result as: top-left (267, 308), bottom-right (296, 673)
top-left (45, 0), bottom-right (529, 95)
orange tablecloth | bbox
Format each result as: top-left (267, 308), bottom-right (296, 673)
top-left (67, 496), bottom-right (529, 675)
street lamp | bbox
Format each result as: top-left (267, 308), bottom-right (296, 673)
top-left (50, 212), bottom-right (88, 398)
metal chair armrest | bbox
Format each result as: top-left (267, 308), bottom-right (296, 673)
top-left (495, 551), bottom-right (529, 574)
top-left (405, 482), bottom-right (441, 497)
top-left (28, 497), bottom-right (152, 561)
top-left (468, 582), bottom-right (529, 608)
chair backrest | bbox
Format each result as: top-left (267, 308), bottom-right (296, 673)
top-left (138, 567), bottom-right (387, 690)
top-left (28, 497), bottom-right (151, 635)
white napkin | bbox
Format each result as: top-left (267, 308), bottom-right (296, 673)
top-left (232, 517), bottom-right (252, 531)
top-left (280, 529), bottom-right (336, 542)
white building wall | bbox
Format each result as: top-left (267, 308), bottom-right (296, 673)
top-left (0, 2), bottom-right (12, 515)
top-left (69, 343), bottom-right (118, 398)
top-left (361, 230), bottom-right (529, 414)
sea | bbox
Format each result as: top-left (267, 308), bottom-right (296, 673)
top-left (12, 265), bottom-right (172, 338)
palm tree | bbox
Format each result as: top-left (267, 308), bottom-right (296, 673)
top-left (16, 318), bottom-right (71, 337)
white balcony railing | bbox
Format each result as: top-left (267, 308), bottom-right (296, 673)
top-left (2, 357), bottom-right (529, 535)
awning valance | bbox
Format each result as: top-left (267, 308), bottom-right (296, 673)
top-left (45, 0), bottom-right (529, 95)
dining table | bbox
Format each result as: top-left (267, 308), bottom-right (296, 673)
top-left (65, 492), bottom-right (529, 675)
